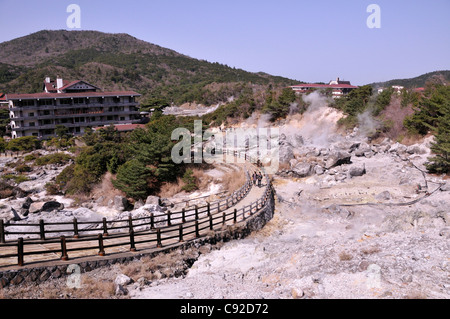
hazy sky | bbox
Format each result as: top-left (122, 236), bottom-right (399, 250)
top-left (0, 0), bottom-right (449, 85)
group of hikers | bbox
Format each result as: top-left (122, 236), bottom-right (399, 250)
top-left (252, 171), bottom-right (264, 188)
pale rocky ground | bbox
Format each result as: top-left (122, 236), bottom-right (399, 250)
top-left (1, 95), bottom-right (449, 299)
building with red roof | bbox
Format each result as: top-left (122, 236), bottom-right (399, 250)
top-left (6, 77), bottom-right (141, 139)
top-left (290, 77), bottom-right (359, 98)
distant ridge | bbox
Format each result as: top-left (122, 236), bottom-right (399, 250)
top-left (0, 30), bottom-right (298, 105)
top-left (369, 70), bottom-right (450, 89)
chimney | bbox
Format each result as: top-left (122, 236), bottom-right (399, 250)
top-left (56, 77), bottom-right (64, 89)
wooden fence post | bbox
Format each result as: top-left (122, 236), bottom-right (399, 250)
top-left (222, 212), bottom-right (226, 225)
top-left (156, 229), bottom-right (162, 248)
top-left (195, 206), bottom-right (199, 220)
top-left (128, 215), bottom-right (134, 233)
top-left (150, 213), bottom-right (155, 230)
top-left (167, 211), bottom-right (172, 227)
top-left (179, 224), bottom-right (184, 242)
top-left (18, 237), bottom-right (24, 266)
top-left (39, 219), bottom-right (45, 240)
top-left (209, 214), bottom-right (213, 230)
top-left (129, 231), bottom-right (136, 252)
top-left (195, 220), bottom-right (199, 238)
top-left (0, 219), bottom-right (5, 243)
top-left (234, 209), bottom-right (237, 224)
top-left (60, 236), bottom-right (69, 261)
top-left (182, 208), bottom-right (186, 223)
top-left (73, 218), bottom-right (79, 238)
top-left (102, 218), bottom-right (108, 237)
top-left (207, 202), bottom-right (211, 216)
top-left (98, 234), bottom-right (105, 256)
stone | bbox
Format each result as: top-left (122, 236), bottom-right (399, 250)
top-left (279, 144), bottom-right (295, 164)
top-left (145, 195), bottom-right (161, 206)
top-left (0, 277), bottom-right (9, 288)
top-left (41, 201), bottom-right (64, 212)
top-left (325, 151), bottom-right (352, 169)
top-left (114, 196), bottom-right (130, 211)
top-left (39, 269), bottom-right (51, 281)
top-left (22, 197), bottom-right (33, 209)
top-left (115, 284), bottom-right (128, 296)
top-left (439, 183), bottom-right (450, 192)
top-left (10, 274), bottom-right (24, 285)
top-left (291, 288), bottom-right (304, 299)
top-left (314, 165), bottom-right (324, 175)
top-left (349, 164), bottom-right (366, 178)
top-left (29, 202), bottom-right (45, 214)
top-left (406, 144), bottom-right (427, 155)
top-left (115, 274), bottom-right (133, 287)
top-left (292, 162), bottom-right (312, 178)
top-left (376, 191), bottom-right (391, 201)
top-left (10, 207), bottom-right (21, 221)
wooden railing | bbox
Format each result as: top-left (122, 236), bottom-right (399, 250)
top-left (0, 151), bottom-right (273, 267)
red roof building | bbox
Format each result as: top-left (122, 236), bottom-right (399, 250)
top-left (6, 77), bottom-right (141, 139)
top-left (291, 77), bottom-right (359, 98)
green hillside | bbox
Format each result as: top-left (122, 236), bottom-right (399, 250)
top-left (369, 70), bottom-right (450, 89)
top-left (0, 30), bottom-right (298, 106)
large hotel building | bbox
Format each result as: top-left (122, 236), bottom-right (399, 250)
top-left (5, 77), bottom-right (141, 139)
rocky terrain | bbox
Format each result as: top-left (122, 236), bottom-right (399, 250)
top-left (124, 117), bottom-right (449, 299)
top-left (1, 96), bottom-right (449, 299)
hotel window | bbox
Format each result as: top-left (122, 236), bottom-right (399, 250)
top-left (73, 98), bottom-right (85, 104)
top-left (21, 100), bottom-right (35, 107)
top-left (39, 99), bottom-right (53, 106)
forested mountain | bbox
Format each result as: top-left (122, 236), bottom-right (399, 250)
top-left (369, 71), bottom-right (450, 89)
top-left (0, 30), bottom-right (298, 106)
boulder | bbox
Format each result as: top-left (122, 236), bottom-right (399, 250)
top-left (389, 142), bottom-right (407, 154)
top-left (41, 201), bottom-right (64, 212)
top-left (29, 201), bottom-right (64, 214)
top-left (354, 143), bottom-right (371, 157)
top-left (440, 183), bottom-right (450, 192)
top-left (292, 162), bottom-right (312, 178)
top-left (349, 164), bottom-right (366, 177)
top-left (314, 165), bottom-right (324, 175)
top-left (325, 151), bottom-right (352, 169)
top-left (29, 202), bottom-right (45, 214)
top-left (406, 144), bottom-right (427, 155)
top-left (113, 196), bottom-right (130, 211)
top-left (279, 144), bottom-right (295, 164)
top-left (134, 199), bottom-right (145, 210)
top-left (145, 195), bottom-right (161, 206)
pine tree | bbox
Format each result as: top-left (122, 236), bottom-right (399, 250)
top-left (112, 159), bottom-right (152, 200)
top-left (427, 102), bottom-right (450, 174)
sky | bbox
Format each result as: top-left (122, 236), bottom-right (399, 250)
top-left (0, 0), bottom-right (449, 85)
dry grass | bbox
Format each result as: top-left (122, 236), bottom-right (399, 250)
top-left (158, 164), bottom-right (244, 198)
top-left (90, 171), bottom-right (126, 205)
top-left (339, 251), bottom-right (353, 261)
top-left (158, 177), bottom-right (185, 198)
top-left (120, 250), bottom-right (199, 282)
top-left (361, 246), bottom-right (381, 255)
top-left (220, 167), bottom-right (246, 193)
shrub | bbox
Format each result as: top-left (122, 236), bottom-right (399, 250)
top-left (112, 159), bottom-right (152, 200)
top-left (6, 136), bottom-right (41, 152)
top-left (34, 152), bottom-right (73, 166)
top-left (15, 164), bottom-right (32, 173)
top-left (181, 169), bottom-right (198, 192)
top-left (2, 174), bottom-right (29, 184)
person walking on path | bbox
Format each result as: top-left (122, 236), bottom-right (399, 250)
top-left (257, 172), bottom-right (263, 188)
